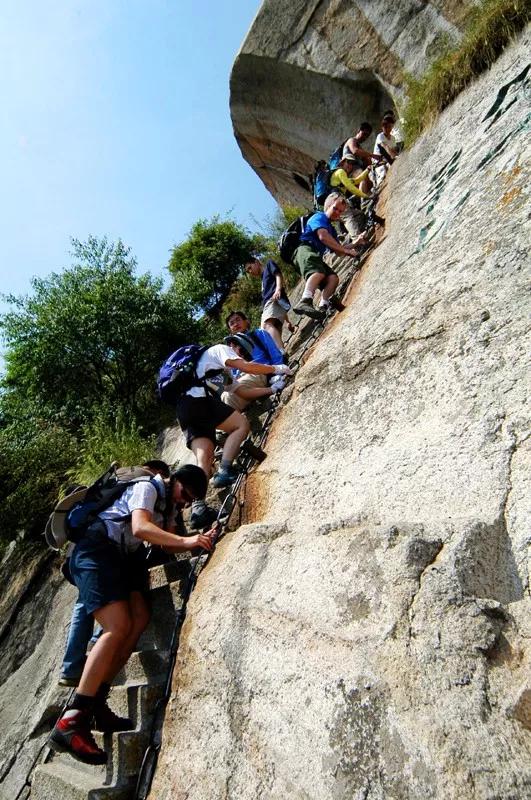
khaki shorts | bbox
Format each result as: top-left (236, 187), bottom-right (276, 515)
top-left (221, 373), bottom-right (268, 412)
top-left (261, 298), bottom-right (288, 328)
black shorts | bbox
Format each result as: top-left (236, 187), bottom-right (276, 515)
top-left (69, 524), bottom-right (149, 614)
top-left (175, 394), bottom-right (235, 449)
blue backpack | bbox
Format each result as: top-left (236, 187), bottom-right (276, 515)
top-left (313, 161), bottom-right (332, 207)
top-left (157, 344), bottom-right (217, 404)
top-left (328, 139), bottom-right (347, 170)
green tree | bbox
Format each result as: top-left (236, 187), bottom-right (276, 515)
top-left (1, 236), bottom-right (196, 425)
top-left (218, 204), bottom-right (307, 327)
top-left (0, 404), bottom-right (78, 543)
top-left (168, 216), bottom-right (265, 317)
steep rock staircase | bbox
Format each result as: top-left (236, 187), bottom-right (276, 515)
top-left (30, 558), bottom-right (190, 800)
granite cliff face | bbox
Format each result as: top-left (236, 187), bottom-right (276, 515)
top-left (230, 0), bottom-right (475, 205)
top-left (152, 26), bottom-right (531, 800)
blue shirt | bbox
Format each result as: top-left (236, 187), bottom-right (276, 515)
top-left (261, 259), bottom-right (289, 305)
top-left (230, 328), bottom-right (284, 380)
top-left (300, 211), bottom-right (339, 255)
top-left (248, 328), bottom-right (284, 366)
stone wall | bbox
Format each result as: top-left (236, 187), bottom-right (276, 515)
top-left (230, 0), bottom-right (475, 205)
top-left (150, 27), bottom-right (531, 800)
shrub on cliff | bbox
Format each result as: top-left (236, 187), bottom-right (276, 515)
top-left (168, 216), bottom-right (266, 319)
top-left (217, 205), bottom-right (306, 329)
top-left (403, 0), bottom-right (530, 142)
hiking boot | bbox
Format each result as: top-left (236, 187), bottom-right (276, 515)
top-left (58, 675), bottom-right (81, 687)
top-left (211, 465), bottom-right (240, 488)
top-left (328, 294), bottom-right (346, 312)
top-left (48, 709), bottom-right (107, 765)
top-left (93, 702), bottom-right (134, 733)
top-left (190, 502), bottom-right (218, 530)
top-left (293, 298), bottom-right (325, 321)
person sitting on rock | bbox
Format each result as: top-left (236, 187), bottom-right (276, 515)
top-left (48, 464), bottom-right (215, 766)
top-left (174, 335), bottom-right (292, 529)
top-left (342, 122), bottom-right (384, 195)
top-left (220, 311), bottom-right (289, 412)
top-left (244, 256), bottom-right (295, 354)
top-left (293, 193), bottom-right (366, 321)
top-left (374, 115), bottom-right (399, 184)
top-left (382, 108), bottom-right (405, 153)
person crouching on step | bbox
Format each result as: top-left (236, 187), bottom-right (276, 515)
top-left (175, 333), bottom-right (293, 530)
top-left (48, 465), bottom-right (214, 765)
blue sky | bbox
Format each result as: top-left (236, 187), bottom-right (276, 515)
top-left (0, 0), bottom-right (276, 307)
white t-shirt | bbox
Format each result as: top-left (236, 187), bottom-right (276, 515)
top-left (187, 344), bottom-right (238, 398)
top-left (374, 132), bottom-right (397, 159)
top-left (99, 474), bottom-right (165, 551)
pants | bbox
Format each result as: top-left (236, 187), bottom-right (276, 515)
top-left (61, 601), bottom-right (102, 679)
top-left (340, 201), bottom-right (366, 241)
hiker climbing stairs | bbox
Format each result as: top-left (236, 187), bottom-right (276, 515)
top-left (30, 558), bottom-right (191, 800)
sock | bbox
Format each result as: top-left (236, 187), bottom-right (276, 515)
top-left (68, 692), bottom-right (95, 712)
top-left (95, 682), bottom-right (111, 703)
top-left (319, 299), bottom-right (330, 308)
top-left (220, 459), bottom-right (233, 471)
top-left (301, 289), bottom-right (314, 301)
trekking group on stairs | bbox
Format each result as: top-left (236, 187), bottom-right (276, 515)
top-left (46, 112), bottom-right (401, 767)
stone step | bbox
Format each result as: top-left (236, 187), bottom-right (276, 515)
top-left (48, 727), bottom-right (149, 787)
top-left (113, 648), bottom-right (170, 686)
top-left (137, 568), bottom-right (192, 651)
top-left (31, 758), bottom-right (133, 800)
top-left (147, 556), bottom-right (192, 590)
top-left (106, 679), bottom-right (164, 729)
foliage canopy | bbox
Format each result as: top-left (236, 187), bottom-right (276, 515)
top-left (168, 216), bottom-right (265, 317)
top-left (1, 236), bottom-right (195, 425)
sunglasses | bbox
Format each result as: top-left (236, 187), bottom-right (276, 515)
top-left (176, 481), bottom-right (195, 507)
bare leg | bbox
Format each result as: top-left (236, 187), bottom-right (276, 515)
top-left (77, 600), bottom-right (132, 697)
top-left (191, 436), bottom-right (215, 479)
top-left (217, 410), bottom-right (250, 463)
top-left (263, 318), bottom-right (285, 352)
top-left (234, 386), bottom-right (272, 403)
top-left (100, 592), bottom-right (150, 683)
top-left (321, 273), bottom-right (339, 302)
top-left (303, 272), bottom-right (326, 299)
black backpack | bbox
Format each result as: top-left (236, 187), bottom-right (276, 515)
top-left (278, 214), bottom-right (312, 265)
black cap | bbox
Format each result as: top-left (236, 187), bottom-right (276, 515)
top-left (172, 464), bottom-right (208, 500)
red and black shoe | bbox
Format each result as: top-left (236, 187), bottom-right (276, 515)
top-left (93, 685), bottom-right (134, 733)
top-left (48, 709), bottom-right (107, 765)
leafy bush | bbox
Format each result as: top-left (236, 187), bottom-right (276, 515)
top-left (403, 0), bottom-right (530, 143)
top-left (67, 407), bottom-right (158, 486)
top-left (0, 411), bottom-right (78, 544)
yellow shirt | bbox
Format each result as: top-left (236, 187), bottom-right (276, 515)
top-left (330, 168), bottom-right (370, 199)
